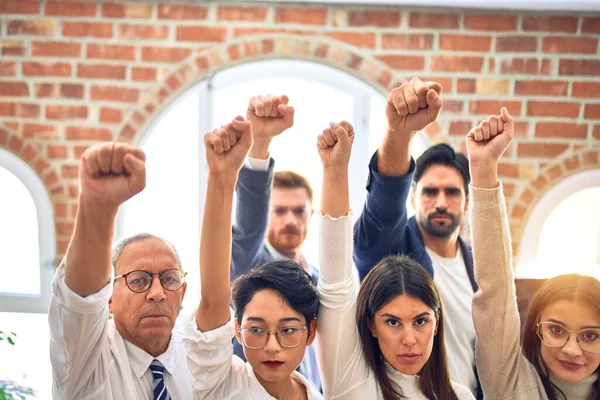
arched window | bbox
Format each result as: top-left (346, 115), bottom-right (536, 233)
top-left (517, 169), bottom-right (600, 279)
top-left (118, 60), bottom-right (428, 311)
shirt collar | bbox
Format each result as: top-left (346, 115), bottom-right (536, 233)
top-left (265, 242), bottom-right (313, 275)
top-left (124, 333), bottom-right (177, 379)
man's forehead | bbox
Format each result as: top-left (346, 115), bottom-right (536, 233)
top-left (271, 187), bottom-right (311, 204)
top-left (116, 238), bottom-right (178, 273)
top-left (415, 165), bottom-right (465, 188)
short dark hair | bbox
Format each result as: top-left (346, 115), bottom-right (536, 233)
top-left (356, 255), bottom-right (458, 400)
top-left (413, 144), bottom-right (470, 195)
top-left (273, 171), bottom-right (313, 203)
top-left (112, 233), bottom-right (181, 273)
top-left (231, 260), bottom-right (319, 333)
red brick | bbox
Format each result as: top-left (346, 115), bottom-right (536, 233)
top-left (54, 202), bottom-right (69, 218)
top-left (63, 21), bottom-right (112, 38)
top-left (176, 26), bottom-right (228, 42)
top-left (158, 4), bottom-right (207, 20)
top-left (46, 0), bottom-right (96, 17)
top-left (381, 34), bottom-right (433, 50)
top-left (449, 121), bottom-right (472, 136)
top-left (73, 145), bottom-right (90, 158)
top-left (90, 86), bottom-right (139, 103)
top-left (465, 14), bottom-right (517, 31)
top-left (501, 58), bottom-right (552, 75)
top-left (22, 123), bottom-right (59, 138)
top-left (518, 143), bottom-right (568, 158)
top-left (572, 82), bottom-right (600, 98)
top-left (1, 41), bottom-right (26, 56)
top-left (582, 17), bottom-right (600, 34)
top-left (543, 37), bottom-right (598, 54)
top-left (535, 122), bottom-right (587, 139)
top-left (99, 107), bottom-right (123, 124)
top-left (45, 105), bottom-right (88, 120)
top-left (22, 62), bottom-right (71, 77)
top-left (62, 84), bottom-right (84, 99)
top-left (376, 55), bottom-right (425, 71)
top-left (515, 80), bottom-right (568, 96)
top-left (142, 46), bottom-right (192, 63)
top-left (348, 10), bottom-right (400, 27)
top-left (0, 102), bottom-right (37, 118)
top-left (61, 165), bottom-right (79, 179)
top-left (0, 0), bottom-right (40, 14)
top-left (470, 100), bottom-right (522, 116)
top-left (559, 60), bottom-right (600, 76)
top-left (101, 2), bottom-right (152, 19)
top-left (32, 41), bottom-right (81, 57)
top-left (584, 104), bottom-right (600, 119)
top-left (65, 126), bottom-right (113, 141)
top-left (325, 32), bottom-right (375, 49)
top-left (7, 135), bottom-right (24, 152)
top-left (7, 19), bottom-right (57, 36)
top-left (564, 155), bottom-right (582, 172)
top-left (275, 7), bottom-right (327, 25)
top-left (0, 81), bottom-right (29, 97)
top-left (118, 24), bottom-right (169, 40)
top-left (87, 43), bottom-right (135, 61)
top-left (47, 144), bottom-right (68, 159)
top-left (0, 61), bottom-right (17, 77)
top-left (496, 36), bottom-right (538, 52)
top-left (77, 64), bottom-right (126, 80)
top-left (522, 16), bottom-right (578, 32)
top-left (439, 34), bottom-right (491, 52)
top-left (21, 144), bottom-right (40, 163)
top-left (457, 79), bottom-right (475, 93)
top-left (232, 27), bottom-right (315, 38)
top-left (431, 56), bottom-right (484, 72)
top-left (595, 125), bottom-right (600, 140)
top-left (132, 66), bottom-right (157, 82)
top-left (527, 101), bottom-right (580, 118)
top-left (409, 12), bottom-right (459, 29)
top-left (217, 5), bottom-right (268, 21)
top-left (498, 162), bottom-right (520, 178)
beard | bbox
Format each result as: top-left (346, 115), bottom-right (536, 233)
top-left (419, 210), bottom-right (461, 238)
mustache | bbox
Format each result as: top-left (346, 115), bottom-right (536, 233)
top-left (427, 210), bottom-right (455, 220)
top-left (279, 227), bottom-right (301, 235)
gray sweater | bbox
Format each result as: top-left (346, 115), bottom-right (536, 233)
top-left (469, 185), bottom-right (598, 400)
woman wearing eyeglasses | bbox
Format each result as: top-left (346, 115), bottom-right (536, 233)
top-left (181, 118), bottom-right (322, 400)
top-left (466, 108), bottom-right (600, 400)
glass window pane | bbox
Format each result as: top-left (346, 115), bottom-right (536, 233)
top-left (121, 89), bottom-right (201, 310)
top-left (0, 167), bottom-right (40, 295)
top-left (536, 188), bottom-right (600, 279)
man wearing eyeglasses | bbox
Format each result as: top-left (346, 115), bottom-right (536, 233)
top-left (48, 143), bottom-right (192, 399)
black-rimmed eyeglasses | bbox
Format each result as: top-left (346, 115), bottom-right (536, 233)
top-left (114, 269), bottom-right (187, 293)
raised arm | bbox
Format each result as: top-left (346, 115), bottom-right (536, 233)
top-left (231, 95), bottom-right (294, 278)
top-left (196, 117), bottom-right (253, 332)
top-left (467, 108), bottom-right (528, 397)
top-left (353, 78), bottom-right (443, 278)
top-left (65, 143), bottom-right (146, 296)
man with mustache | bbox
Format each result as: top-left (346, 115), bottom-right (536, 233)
top-left (49, 143), bottom-right (191, 399)
top-left (230, 94), bottom-right (321, 391)
top-left (354, 78), bottom-right (481, 398)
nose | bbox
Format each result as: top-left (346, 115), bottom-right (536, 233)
top-left (283, 211), bottom-right (298, 227)
top-left (401, 327), bottom-right (417, 347)
top-left (562, 334), bottom-right (583, 357)
top-left (146, 275), bottom-right (166, 302)
top-left (434, 192), bottom-right (448, 211)
top-left (264, 332), bottom-right (282, 353)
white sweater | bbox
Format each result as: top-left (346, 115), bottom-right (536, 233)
top-left (316, 213), bottom-right (474, 400)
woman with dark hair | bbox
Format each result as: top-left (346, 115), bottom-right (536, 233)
top-left (182, 118), bottom-right (322, 399)
top-left (315, 120), bottom-right (473, 399)
top-left (467, 107), bottom-right (600, 400)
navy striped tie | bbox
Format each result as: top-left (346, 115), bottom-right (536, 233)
top-left (150, 360), bottom-right (171, 400)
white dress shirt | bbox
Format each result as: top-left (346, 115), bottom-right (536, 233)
top-left (316, 213), bottom-right (474, 400)
top-left (182, 315), bottom-right (323, 400)
top-left (49, 265), bottom-right (193, 400)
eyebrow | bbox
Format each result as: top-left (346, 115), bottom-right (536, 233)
top-left (546, 318), bottom-right (600, 330)
top-left (381, 312), bottom-right (430, 321)
top-left (245, 316), bottom-right (302, 323)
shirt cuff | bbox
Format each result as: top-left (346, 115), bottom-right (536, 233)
top-left (181, 308), bottom-right (236, 351)
top-left (244, 156), bottom-right (270, 171)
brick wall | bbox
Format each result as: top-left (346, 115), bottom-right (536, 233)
top-left (0, 0), bottom-right (599, 262)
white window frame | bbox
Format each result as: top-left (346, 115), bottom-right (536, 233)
top-left (0, 147), bottom-right (55, 313)
top-left (516, 169), bottom-right (600, 279)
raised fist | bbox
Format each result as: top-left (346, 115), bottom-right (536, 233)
top-left (466, 107), bottom-right (514, 166)
top-left (79, 142), bottom-right (146, 208)
top-left (204, 116), bottom-right (253, 176)
top-left (386, 77), bottom-right (443, 138)
top-left (317, 121), bottom-right (355, 170)
top-left (246, 94), bottom-right (294, 141)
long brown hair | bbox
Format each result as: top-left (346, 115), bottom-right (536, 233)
top-left (356, 255), bottom-right (458, 400)
top-left (522, 274), bottom-right (600, 400)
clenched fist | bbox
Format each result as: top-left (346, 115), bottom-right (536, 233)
top-left (79, 142), bottom-right (146, 208)
top-left (317, 121), bottom-right (355, 170)
top-left (204, 116), bottom-right (253, 176)
top-left (386, 77), bottom-right (443, 138)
